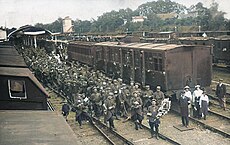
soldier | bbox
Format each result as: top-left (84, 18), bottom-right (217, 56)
top-left (154, 86), bottom-right (165, 107)
top-left (147, 100), bottom-right (160, 139)
top-left (90, 88), bottom-right (103, 118)
top-left (134, 83), bottom-right (142, 97)
top-left (74, 94), bottom-right (92, 129)
top-left (103, 94), bottom-right (116, 130)
top-left (120, 85), bottom-right (129, 117)
top-left (61, 99), bottom-right (70, 121)
top-left (192, 85), bottom-right (203, 118)
top-left (142, 85), bottom-right (154, 111)
top-left (130, 92), bottom-right (144, 130)
top-left (179, 91), bottom-right (190, 127)
top-left (216, 79), bottom-right (227, 110)
top-left (200, 90), bottom-right (209, 120)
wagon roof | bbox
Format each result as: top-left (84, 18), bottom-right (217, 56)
top-left (0, 47), bottom-right (27, 67)
top-left (95, 42), bottom-right (184, 51)
top-left (0, 67), bottom-right (48, 97)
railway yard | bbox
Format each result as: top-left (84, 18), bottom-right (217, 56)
top-left (45, 63), bottom-right (230, 145)
top-left (1, 27), bottom-right (230, 145)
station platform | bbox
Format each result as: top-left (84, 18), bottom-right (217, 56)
top-left (0, 110), bottom-right (80, 145)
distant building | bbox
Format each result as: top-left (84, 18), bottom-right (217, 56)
top-left (0, 27), bottom-right (7, 41)
top-left (63, 16), bottom-right (73, 33)
top-left (132, 16), bottom-right (147, 23)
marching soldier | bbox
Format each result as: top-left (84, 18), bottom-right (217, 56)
top-left (130, 92), bottom-right (144, 130)
top-left (90, 88), bottom-right (103, 118)
top-left (103, 94), bottom-right (116, 130)
top-left (154, 86), bottom-right (165, 107)
top-left (61, 99), bottom-right (70, 121)
top-left (147, 100), bottom-right (160, 139)
top-left (74, 94), bottom-right (92, 129)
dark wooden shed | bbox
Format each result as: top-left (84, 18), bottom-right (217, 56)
top-left (0, 45), bottom-right (48, 110)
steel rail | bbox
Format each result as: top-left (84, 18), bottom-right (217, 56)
top-left (92, 117), bottom-right (134, 145)
top-left (46, 85), bottom-right (133, 145)
top-left (131, 121), bottom-right (181, 145)
top-left (47, 100), bottom-right (55, 111)
top-left (170, 108), bottom-right (230, 138)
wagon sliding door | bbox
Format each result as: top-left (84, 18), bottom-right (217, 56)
top-left (122, 49), bottom-right (133, 84)
top-left (134, 50), bottom-right (143, 84)
top-left (95, 46), bottom-right (104, 71)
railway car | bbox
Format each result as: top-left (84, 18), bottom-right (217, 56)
top-left (67, 41), bottom-right (212, 93)
top-left (0, 44), bottom-right (48, 110)
top-left (68, 41), bottom-right (96, 66)
top-left (142, 36), bottom-right (230, 66)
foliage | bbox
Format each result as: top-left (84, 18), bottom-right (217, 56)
top-left (34, 0), bottom-right (229, 34)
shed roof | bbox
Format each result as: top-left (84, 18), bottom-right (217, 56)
top-left (0, 46), bottom-right (27, 67)
top-left (0, 111), bottom-right (79, 145)
top-left (95, 42), bottom-right (183, 51)
top-left (0, 47), bottom-right (20, 56)
top-left (0, 67), bottom-right (48, 97)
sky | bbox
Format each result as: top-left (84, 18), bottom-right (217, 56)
top-left (0, 0), bottom-right (229, 28)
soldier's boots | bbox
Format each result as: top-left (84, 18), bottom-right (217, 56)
top-left (135, 122), bottom-right (139, 130)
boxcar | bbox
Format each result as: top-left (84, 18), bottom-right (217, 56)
top-left (68, 41), bottom-right (96, 66)
top-left (68, 41), bottom-right (212, 92)
top-left (0, 45), bottom-right (48, 110)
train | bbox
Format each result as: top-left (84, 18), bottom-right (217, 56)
top-left (67, 41), bottom-right (212, 95)
top-left (0, 43), bottom-right (48, 110)
top-left (142, 31), bottom-right (230, 65)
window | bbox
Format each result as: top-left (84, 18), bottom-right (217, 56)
top-left (8, 80), bottom-right (27, 99)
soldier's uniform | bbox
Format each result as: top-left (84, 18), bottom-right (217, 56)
top-left (142, 85), bottom-right (154, 111)
top-left (104, 95), bottom-right (116, 129)
top-left (130, 92), bottom-right (144, 130)
top-left (154, 86), bottom-right (165, 107)
top-left (74, 96), bottom-right (92, 128)
top-left (90, 88), bottom-right (103, 118)
top-left (147, 100), bottom-right (160, 139)
top-left (61, 100), bottom-right (70, 121)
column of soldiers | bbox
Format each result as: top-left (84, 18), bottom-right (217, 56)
top-left (18, 45), bottom-right (171, 138)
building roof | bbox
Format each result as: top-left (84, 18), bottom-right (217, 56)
top-left (0, 111), bottom-right (79, 145)
top-left (0, 67), bottom-right (48, 97)
top-left (95, 42), bottom-right (184, 51)
top-left (8, 25), bottom-right (52, 38)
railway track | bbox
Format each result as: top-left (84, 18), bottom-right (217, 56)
top-left (46, 85), bottom-right (181, 145)
top-left (92, 117), bottom-right (134, 145)
top-left (213, 65), bottom-right (230, 73)
top-left (171, 102), bottom-right (230, 138)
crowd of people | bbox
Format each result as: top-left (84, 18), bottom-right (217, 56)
top-left (17, 44), bottom-right (227, 139)
top-left (17, 45), bottom-right (171, 139)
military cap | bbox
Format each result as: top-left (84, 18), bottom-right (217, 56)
top-left (156, 86), bottom-right (161, 89)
